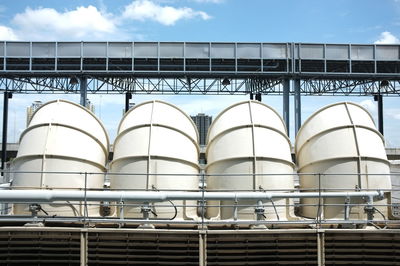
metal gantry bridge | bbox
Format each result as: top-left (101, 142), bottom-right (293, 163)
top-left (0, 42), bottom-right (399, 140)
top-left (1, 42), bottom-right (400, 266)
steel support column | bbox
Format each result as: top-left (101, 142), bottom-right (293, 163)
top-left (317, 231), bottom-right (325, 266)
top-left (80, 230), bottom-right (88, 266)
top-left (374, 94), bottom-right (384, 135)
top-left (79, 77), bottom-right (88, 107)
top-left (283, 79), bottom-right (290, 136)
top-left (1, 91), bottom-right (12, 176)
top-left (199, 231), bottom-right (207, 266)
top-left (125, 92), bottom-right (132, 113)
top-left (294, 79), bottom-right (301, 135)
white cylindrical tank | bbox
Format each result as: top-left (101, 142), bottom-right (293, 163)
top-left (12, 99), bottom-right (109, 216)
top-left (110, 100), bottom-right (200, 220)
top-left (295, 102), bottom-right (391, 220)
top-left (206, 101), bottom-right (295, 221)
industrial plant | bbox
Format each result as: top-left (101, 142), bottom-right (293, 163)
top-left (0, 41), bottom-right (399, 265)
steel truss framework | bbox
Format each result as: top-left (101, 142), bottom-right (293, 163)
top-left (0, 76), bottom-right (399, 96)
top-left (0, 41), bottom-right (399, 150)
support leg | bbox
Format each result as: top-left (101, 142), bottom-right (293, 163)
top-left (256, 93), bottom-right (262, 102)
top-left (1, 91), bottom-right (12, 176)
top-left (80, 77), bottom-right (88, 107)
top-left (294, 79), bottom-right (301, 136)
top-left (374, 94), bottom-right (384, 135)
top-left (282, 79), bottom-right (290, 137)
top-left (125, 92), bottom-right (132, 113)
top-left (199, 231), bottom-right (207, 266)
top-left (317, 231), bottom-right (325, 266)
top-left (80, 230), bottom-right (88, 266)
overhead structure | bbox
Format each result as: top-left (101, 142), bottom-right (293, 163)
top-left (295, 102), bottom-right (391, 220)
top-left (0, 42), bottom-right (399, 96)
top-left (206, 101), bottom-right (295, 221)
top-left (110, 100), bottom-right (200, 220)
top-left (11, 100), bottom-right (109, 216)
top-left (0, 42), bottom-right (399, 167)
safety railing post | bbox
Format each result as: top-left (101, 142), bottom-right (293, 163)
top-left (344, 197), bottom-right (350, 220)
top-left (201, 172), bottom-right (206, 230)
top-left (317, 173), bottom-right (322, 228)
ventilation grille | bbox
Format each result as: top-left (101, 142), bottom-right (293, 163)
top-left (88, 231), bottom-right (199, 265)
top-left (0, 230), bottom-right (80, 265)
top-left (206, 232), bottom-right (318, 265)
top-left (325, 232), bottom-right (400, 265)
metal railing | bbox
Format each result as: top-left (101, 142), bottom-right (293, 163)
top-left (0, 170), bottom-right (399, 229)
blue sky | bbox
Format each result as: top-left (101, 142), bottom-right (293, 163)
top-left (0, 0), bottom-right (399, 146)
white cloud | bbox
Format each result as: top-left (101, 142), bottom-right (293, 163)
top-left (1, 2), bottom-right (212, 41)
top-left (0, 25), bottom-right (18, 40)
top-left (386, 108), bottom-right (400, 120)
top-left (11, 6), bottom-right (117, 40)
top-left (359, 99), bottom-right (377, 114)
top-left (374, 31), bottom-right (400, 44)
top-left (122, 0), bottom-right (211, 26)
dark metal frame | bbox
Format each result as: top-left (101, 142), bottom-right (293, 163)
top-left (1, 42), bottom-right (400, 172)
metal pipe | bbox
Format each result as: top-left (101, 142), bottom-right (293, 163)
top-left (0, 190), bottom-right (384, 203)
top-left (125, 92), bottom-right (132, 113)
top-left (1, 91), bottom-right (12, 176)
top-left (79, 77), bottom-right (87, 107)
top-left (0, 183), bottom-right (10, 188)
top-left (282, 79), bottom-right (290, 136)
top-left (294, 79), bottom-right (301, 135)
top-left (0, 216), bottom-right (391, 225)
top-left (378, 94), bottom-right (384, 135)
top-left (344, 197), bottom-right (350, 220)
top-left (373, 94), bottom-right (384, 135)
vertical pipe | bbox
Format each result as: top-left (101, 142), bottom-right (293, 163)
top-left (80, 231), bottom-right (88, 266)
top-left (79, 77), bottom-right (87, 107)
top-left (199, 232), bottom-right (207, 266)
top-left (317, 232), bottom-right (325, 266)
top-left (294, 79), bottom-right (301, 136)
top-left (1, 91), bottom-right (11, 176)
top-left (377, 95), bottom-right (384, 135)
top-left (344, 197), bottom-right (350, 220)
top-left (373, 94), bottom-right (384, 135)
top-left (125, 92), bottom-right (132, 113)
top-left (282, 79), bottom-right (290, 136)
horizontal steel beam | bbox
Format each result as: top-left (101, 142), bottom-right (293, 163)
top-left (1, 77), bottom-right (399, 95)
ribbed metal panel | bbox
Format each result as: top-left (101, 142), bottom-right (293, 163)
top-left (207, 232), bottom-right (318, 265)
top-left (324, 232), bottom-right (400, 265)
top-left (1, 228), bottom-right (400, 265)
top-left (0, 230), bottom-right (80, 265)
top-left (87, 231), bottom-right (199, 265)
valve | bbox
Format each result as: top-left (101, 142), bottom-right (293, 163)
top-left (254, 200), bottom-right (266, 221)
top-left (140, 204), bottom-right (152, 220)
top-left (364, 204), bottom-right (375, 221)
top-left (139, 202), bottom-right (155, 229)
top-left (24, 203), bottom-right (45, 227)
top-left (29, 203), bottom-right (41, 219)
